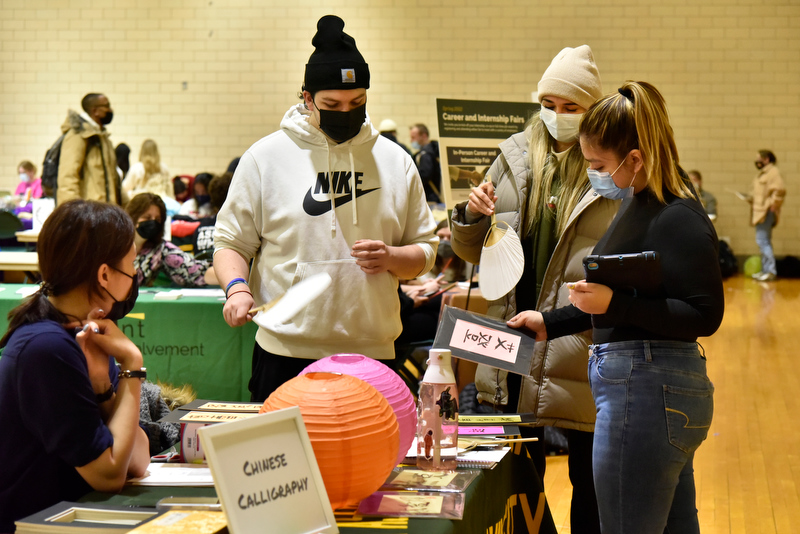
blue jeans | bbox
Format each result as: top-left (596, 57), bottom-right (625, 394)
top-left (589, 340), bottom-right (714, 533)
top-left (755, 210), bottom-right (776, 275)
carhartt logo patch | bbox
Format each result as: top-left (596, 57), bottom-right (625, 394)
top-left (341, 69), bottom-right (355, 83)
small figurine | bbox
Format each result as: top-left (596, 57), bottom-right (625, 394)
top-left (436, 386), bottom-right (457, 420)
top-left (423, 429), bottom-right (434, 460)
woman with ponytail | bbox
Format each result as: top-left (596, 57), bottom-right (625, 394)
top-left (511, 81), bottom-right (724, 532)
top-left (0, 200), bottom-right (150, 532)
top-left (451, 45), bottom-right (619, 533)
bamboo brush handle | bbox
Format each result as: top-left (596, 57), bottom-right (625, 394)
top-left (484, 174), bottom-right (496, 226)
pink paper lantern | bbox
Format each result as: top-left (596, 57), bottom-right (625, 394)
top-left (301, 354), bottom-right (417, 465)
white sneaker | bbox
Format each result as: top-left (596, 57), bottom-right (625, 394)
top-left (754, 272), bottom-right (776, 281)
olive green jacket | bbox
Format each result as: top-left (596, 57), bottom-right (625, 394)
top-left (57, 110), bottom-right (120, 206)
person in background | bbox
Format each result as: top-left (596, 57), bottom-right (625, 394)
top-left (688, 169), bottom-right (717, 221)
top-left (214, 15), bottom-right (438, 402)
top-left (172, 174), bottom-right (194, 203)
top-left (10, 160), bottom-right (44, 229)
top-left (178, 172), bottom-right (213, 219)
top-left (451, 45), bottom-right (613, 534)
top-left (125, 192), bottom-right (217, 287)
top-left (395, 278), bottom-right (443, 346)
top-left (378, 118), bottom-right (412, 155)
top-left (57, 93), bottom-right (121, 206)
top-left (193, 172), bottom-right (233, 258)
top-left (511, 81), bottom-right (723, 533)
top-left (122, 139), bottom-right (174, 203)
top-left (749, 149), bottom-right (786, 282)
top-left (115, 143), bottom-right (131, 182)
top-left (0, 200), bottom-right (149, 531)
top-left (15, 160), bottom-right (43, 203)
top-left (409, 123), bottom-right (442, 203)
top-left (226, 157), bottom-right (240, 175)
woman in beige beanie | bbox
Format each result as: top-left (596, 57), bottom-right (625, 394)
top-left (451, 45), bottom-right (615, 534)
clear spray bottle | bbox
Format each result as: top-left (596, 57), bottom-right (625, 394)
top-left (416, 349), bottom-right (459, 471)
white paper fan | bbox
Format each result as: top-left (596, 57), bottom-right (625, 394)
top-left (252, 272), bottom-right (332, 328)
top-left (479, 219), bottom-right (525, 301)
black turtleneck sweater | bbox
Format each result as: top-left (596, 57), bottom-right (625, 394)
top-left (543, 187), bottom-right (724, 344)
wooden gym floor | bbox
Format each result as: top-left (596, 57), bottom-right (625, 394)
top-left (544, 275), bottom-right (800, 533)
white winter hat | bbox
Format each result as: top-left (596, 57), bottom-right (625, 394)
top-left (378, 119), bottom-right (398, 132)
top-left (537, 45), bottom-right (603, 110)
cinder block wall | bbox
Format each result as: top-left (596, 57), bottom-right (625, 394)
top-left (1, 0), bottom-right (798, 257)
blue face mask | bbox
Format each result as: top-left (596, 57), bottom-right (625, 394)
top-left (587, 154), bottom-right (637, 200)
top-left (410, 141), bottom-right (421, 151)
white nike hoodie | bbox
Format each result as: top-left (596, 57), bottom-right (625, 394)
top-left (215, 103), bottom-right (439, 360)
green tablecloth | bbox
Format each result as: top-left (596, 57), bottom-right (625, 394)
top-left (0, 284), bottom-right (257, 401)
top-left (80, 446), bottom-right (557, 534)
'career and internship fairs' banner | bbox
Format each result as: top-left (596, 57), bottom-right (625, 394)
top-left (436, 98), bottom-right (540, 210)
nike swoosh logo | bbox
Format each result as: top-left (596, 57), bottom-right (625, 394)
top-left (302, 187), bottom-right (380, 216)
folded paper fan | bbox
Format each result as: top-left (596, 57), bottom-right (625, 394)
top-left (252, 272), bottom-right (332, 327)
top-left (478, 175), bottom-right (525, 301)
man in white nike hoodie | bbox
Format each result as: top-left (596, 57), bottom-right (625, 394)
top-left (214, 15), bottom-right (439, 401)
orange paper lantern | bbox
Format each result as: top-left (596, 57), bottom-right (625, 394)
top-left (300, 354), bottom-right (417, 466)
top-left (260, 372), bottom-right (399, 509)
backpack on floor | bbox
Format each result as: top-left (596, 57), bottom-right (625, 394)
top-left (718, 240), bottom-right (738, 279)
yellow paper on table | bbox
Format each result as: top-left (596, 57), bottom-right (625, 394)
top-left (128, 510), bottom-right (227, 534)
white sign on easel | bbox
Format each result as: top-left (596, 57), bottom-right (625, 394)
top-left (31, 198), bottom-right (55, 231)
top-left (198, 406), bottom-right (338, 534)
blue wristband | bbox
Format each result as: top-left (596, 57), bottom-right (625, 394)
top-left (225, 278), bottom-right (248, 295)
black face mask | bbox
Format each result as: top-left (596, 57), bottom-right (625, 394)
top-left (195, 194), bottom-right (211, 206)
top-left (136, 220), bottom-right (162, 241)
top-left (100, 111), bottom-right (114, 125)
top-left (104, 266), bottom-right (139, 322)
top-left (314, 101), bottom-right (366, 143)
top-left (755, 160), bottom-right (764, 170)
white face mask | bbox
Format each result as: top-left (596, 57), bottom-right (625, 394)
top-left (539, 107), bottom-right (583, 143)
top-left (19, 173), bottom-right (31, 183)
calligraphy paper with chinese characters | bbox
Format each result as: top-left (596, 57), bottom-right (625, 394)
top-left (433, 306), bottom-right (536, 376)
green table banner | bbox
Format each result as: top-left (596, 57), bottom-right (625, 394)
top-left (0, 284), bottom-right (256, 401)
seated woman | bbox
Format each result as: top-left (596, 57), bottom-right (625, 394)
top-left (0, 200), bottom-right (150, 531)
top-left (15, 160), bottom-right (44, 203)
top-left (125, 192), bottom-right (218, 287)
top-left (172, 174), bottom-right (194, 203)
top-left (192, 172), bottom-right (233, 258)
top-left (11, 160), bottom-right (45, 228)
top-left (178, 172), bottom-right (213, 219)
top-left (121, 139), bottom-right (173, 202)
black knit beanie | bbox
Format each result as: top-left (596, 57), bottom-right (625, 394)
top-left (303, 15), bottom-right (370, 94)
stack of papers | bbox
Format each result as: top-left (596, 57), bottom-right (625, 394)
top-left (127, 463), bottom-right (214, 487)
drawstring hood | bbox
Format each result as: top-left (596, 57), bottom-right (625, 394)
top-left (321, 135), bottom-right (358, 235)
top-left (324, 141), bottom-right (335, 233)
top-left (282, 103), bottom-right (374, 237)
top-left (349, 150), bottom-right (357, 226)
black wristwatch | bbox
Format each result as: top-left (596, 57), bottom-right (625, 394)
top-left (118, 368), bottom-right (147, 382)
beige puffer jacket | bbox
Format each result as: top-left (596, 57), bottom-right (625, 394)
top-left (451, 130), bottom-right (619, 431)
